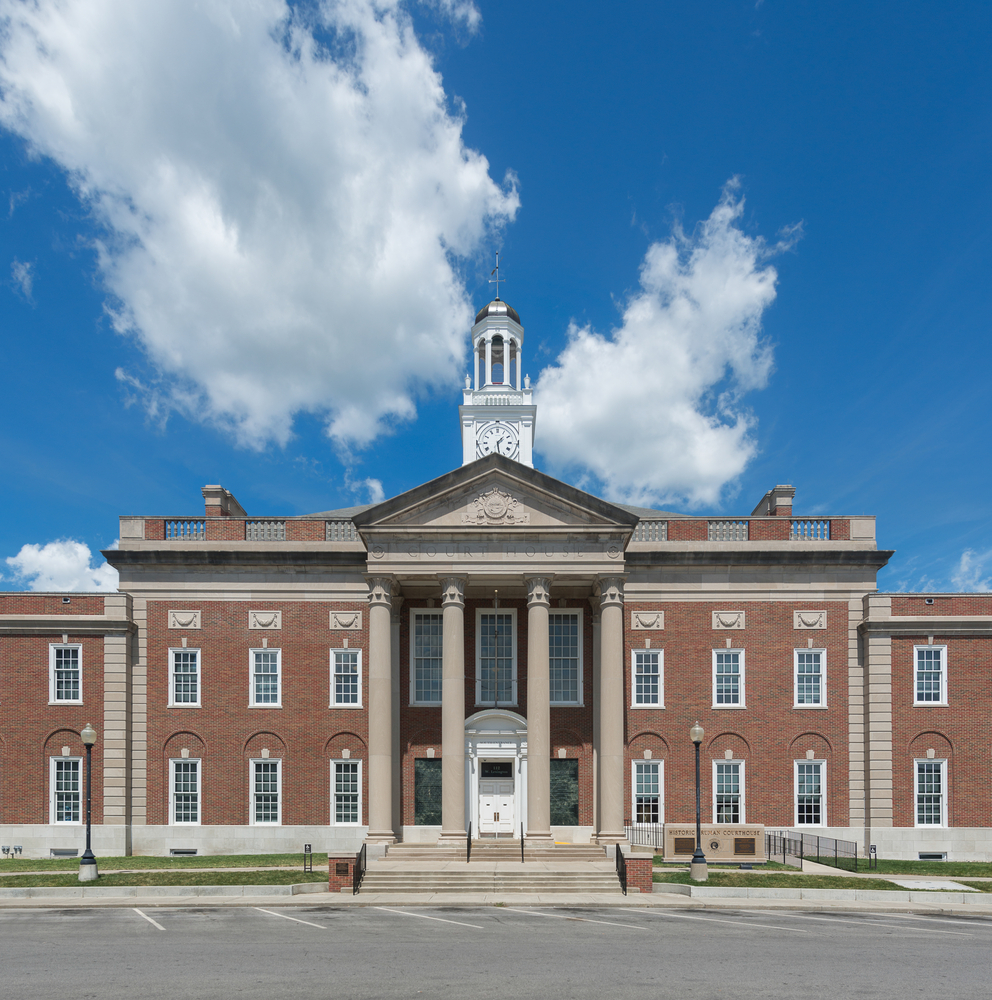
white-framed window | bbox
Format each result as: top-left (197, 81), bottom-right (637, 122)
top-left (49, 757), bottom-right (82, 824)
top-left (549, 610), bottom-right (583, 706)
top-left (795, 649), bottom-right (826, 707)
top-left (251, 759), bottom-right (281, 824)
top-left (915, 758), bottom-right (947, 827)
top-left (49, 645), bottom-right (82, 704)
top-left (170, 758), bottom-right (200, 825)
top-left (632, 649), bottom-right (663, 707)
top-left (713, 760), bottom-right (745, 823)
top-left (795, 760), bottom-right (826, 826)
top-left (914, 645), bottom-right (947, 705)
top-left (632, 760), bottom-right (663, 823)
top-left (410, 610), bottom-right (443, 705)
top-left (331, 649), bottom-right (362, 707)
top-left (712, 650), bottom-right (744, 707)
top-left (331, 759), bottom-right (362, 825)
top-left (169, 648), bottom-right (201, 707)
top-left (250, 648), bottom-right (282, 707)
top-left (475, 608), bottom-right (517, 706)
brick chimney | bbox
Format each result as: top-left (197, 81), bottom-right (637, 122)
top-left (202, 485), bottom-right (247, 518)
top-left (751, 485), bottom-right (796, 517)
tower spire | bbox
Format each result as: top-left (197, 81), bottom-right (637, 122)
top-left (489, 252), bottom-right (504, 301)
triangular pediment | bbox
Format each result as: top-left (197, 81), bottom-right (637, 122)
top-left (352, 455), bottom-right (638, 532)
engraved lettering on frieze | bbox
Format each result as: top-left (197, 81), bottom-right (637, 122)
top-left (330, 611), bottom-right (363, 631)
top-left (462, 487), bottom-right (530, 525)
top-left (793, 610), bottom-right (827, 630)
top-left (168, 610), bottom-right (201, 630)
top-left (249, 610), bottom-right (282, 630)
top-left (712, 611), bottom-right (745, 630)
top-left (631, 611), bottom-right (664, 631)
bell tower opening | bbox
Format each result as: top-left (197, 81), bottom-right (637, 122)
top-left (459, 292), bottom-right (536, 467)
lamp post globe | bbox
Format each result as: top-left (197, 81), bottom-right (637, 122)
top-left (689, 721), bottom-right (708, 882)
top-left (79, 724), bottom-right (99, 882)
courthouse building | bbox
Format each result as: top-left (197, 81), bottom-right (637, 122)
top-left (2, 297), bottom-right (991, 860)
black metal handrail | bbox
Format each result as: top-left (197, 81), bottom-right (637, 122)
top-left (616, 844), bottom-right (627, 895)
top-left (765, 831), bottom-right (860, 872)
top-left (353, 843), bottom-right (366, 894)
top-left (625, 821), bottom-right (664, 851)
top-left (467, 822), bottom-right (472, 863)
top-left (520, 822), bottom-right (525, 863)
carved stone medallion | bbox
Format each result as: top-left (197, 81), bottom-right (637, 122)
top-left (330, 611), bottom-right (363, 631)
top-left (462, 487), bottom-right (530, 525)
top-left (168, 610), bottom-right (201, 629)
top-left (712, 611), bottom-right (745, 630)
top-left (631, 611), bottom-right (664, 631)
top-left (793, 610), bottom-right (826, 630)
top-left (249, 610), bottom-right (282, 630)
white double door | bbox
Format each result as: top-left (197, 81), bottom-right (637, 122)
top-left (479, 779), bottom-right (515, 835)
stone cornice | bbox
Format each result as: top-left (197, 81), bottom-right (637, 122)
top-left (626, 549), bottom-right (894, 568)
top-left (0, 615), bottom-right (136, 636)
top-left (105, 549), bottom-right (366, 568)
top-left (859, 615), bottom-right (992, 637)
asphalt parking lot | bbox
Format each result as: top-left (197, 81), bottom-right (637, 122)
top-left (4, 905), bottom-right (991, 999)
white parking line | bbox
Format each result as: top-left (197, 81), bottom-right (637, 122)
top-left (791, 914), bottom-right (972, 937)
top-left (502, 908), bottom-right (648, 930)
top-left (647, 911), bottom-right (807, 933)
top-left (133, 908), bottom-right (165, 931)
top-left (254, 907), bottom-right (327, 930)
top-left (374, 907), bottom-right (484, 929)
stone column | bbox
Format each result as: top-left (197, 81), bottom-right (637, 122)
top-left (440, 576), bottom-right (467, 842)
top-left (391, 597), bottom-right (404, 842)
top-left (526, 576), bottom-right (553, 842)
top-left (366, 577), bottom-right (395, 844)
top-left (485, 334), bottom-right (493, 386)
top-left (597, 576), bottom-right (626, 844)
top-left (588, 595), bottom-right (602, 837)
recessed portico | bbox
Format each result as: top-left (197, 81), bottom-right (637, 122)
top-left (353, 453), bottom-right (637, 849)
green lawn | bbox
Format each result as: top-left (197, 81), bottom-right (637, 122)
top-left (652, 858), bottom-right (796, 871)
top-left (0, 852), bottom-right (325, 874)
top-left (0, 869), bottom-right (329, 888)
top-left (817, 858), bottom-right (992, 877)
top-left (653, 870), bottom-right (992, 892)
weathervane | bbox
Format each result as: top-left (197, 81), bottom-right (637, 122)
top-left (489, 252), bottom-right (505, 300)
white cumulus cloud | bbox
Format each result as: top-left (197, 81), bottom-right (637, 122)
top-left (951, 549), bottom-right (992, 591)
top-left (5, 539), bottom-right (119, 592)
top-left (0, 0), bottom-right (517, 449)
top-left (11, 257), bottom-right (33, 299)
top-left (536, 182), bottom-right (792, 508)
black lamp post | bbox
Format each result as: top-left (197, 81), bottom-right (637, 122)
top-left (689, 721), bottom-right (707, 882)
top-left (79, 723), bottom-right (98, 882)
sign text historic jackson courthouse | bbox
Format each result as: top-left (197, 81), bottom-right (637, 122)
top-left (2, 296), bottom-right (991, 861)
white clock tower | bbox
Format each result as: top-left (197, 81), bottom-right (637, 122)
top-left (460, 297), bottom-right (536, 467)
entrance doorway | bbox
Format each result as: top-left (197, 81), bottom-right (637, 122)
top-left (479, 761), bottom-right (515, 835)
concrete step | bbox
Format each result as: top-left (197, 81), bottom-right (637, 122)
top-left (359, 871), bottom-right (621, 894)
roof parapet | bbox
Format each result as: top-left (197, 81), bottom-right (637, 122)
top-left (201, 485), bottom-right (246, 518)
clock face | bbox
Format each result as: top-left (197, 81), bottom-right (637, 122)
top-left (478, 423), bottom-right (519, 458)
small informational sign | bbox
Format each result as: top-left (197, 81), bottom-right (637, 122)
top-left (480, 762), bottom-right (514, 779)
top-left (663, 824), bottom-right (766, 862)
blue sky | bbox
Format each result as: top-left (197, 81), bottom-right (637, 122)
top-left (1, 0), bottom-right (990, 592)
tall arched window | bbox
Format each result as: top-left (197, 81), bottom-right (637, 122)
top-left (491, 336), bottom-right (505, 384)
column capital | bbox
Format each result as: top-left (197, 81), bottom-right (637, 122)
top-left (438, 576), bottom-right (466, 609)
top-left (526, 576), bottom-right (553, 608)
top-left (367, 576), bottom-right (397, 609)
top-left (390, 594), bottom-right (405, 624)
top-left (596, 576), bottom-right (625, 610)
top-left (587, 595), bottom-right (602, 623)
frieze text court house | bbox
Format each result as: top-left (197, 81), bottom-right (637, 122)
top-left (2, 296), bottom-right (991, 861)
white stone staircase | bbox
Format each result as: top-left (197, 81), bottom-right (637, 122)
top-left (356, 841), bottom-right (623, 895)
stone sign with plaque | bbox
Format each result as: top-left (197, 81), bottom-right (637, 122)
top-left (663, 824), bottom-right (766, 863)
